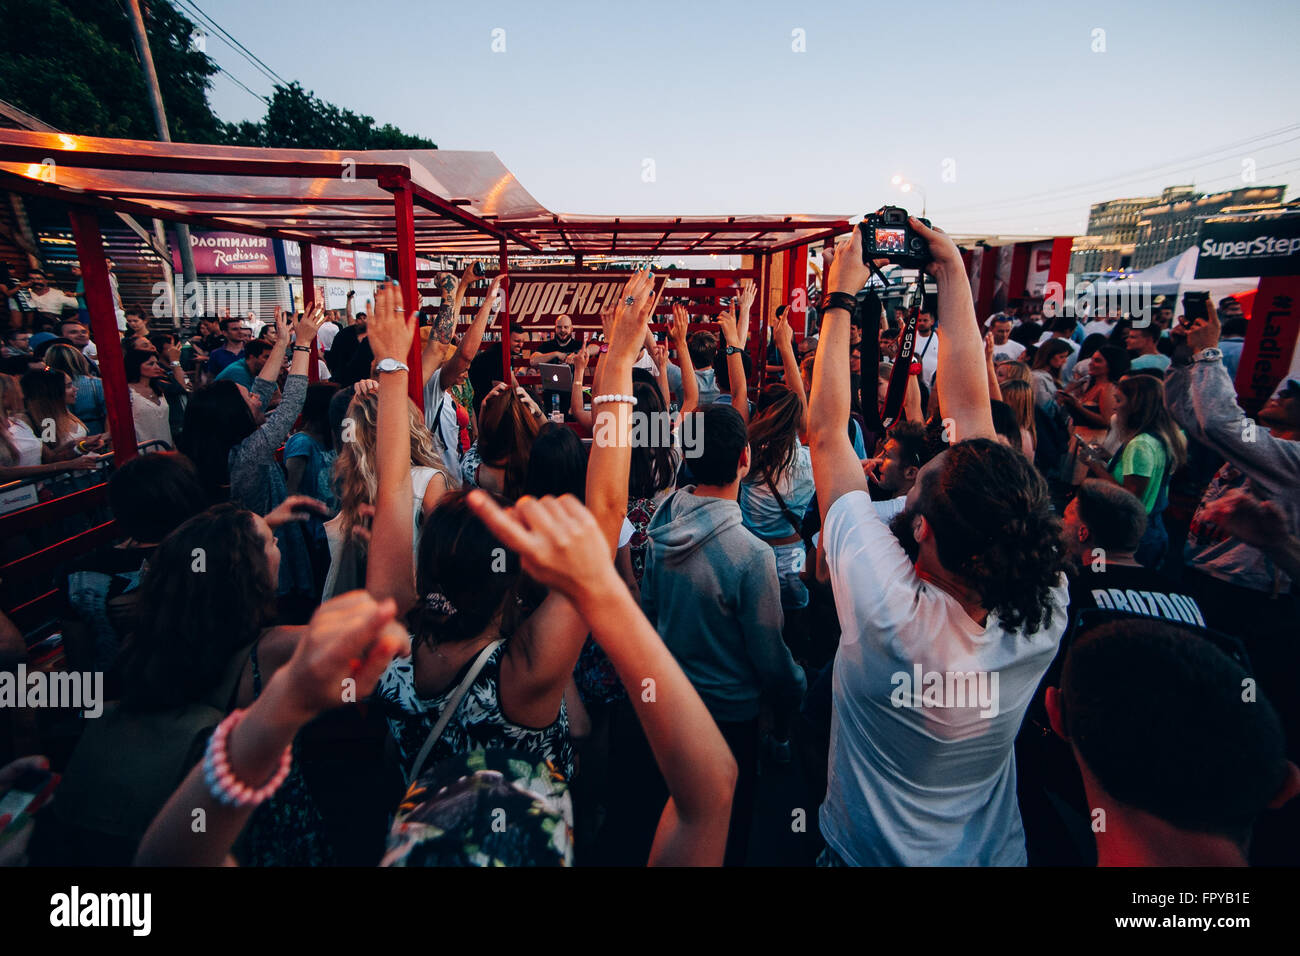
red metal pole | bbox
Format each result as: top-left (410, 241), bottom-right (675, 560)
top-left (69, 207), bottom-right (136, 465)
top-left (1046, 237), bottom-right (1074, 305)
top-left (752, 254), bottom-right (769, 392)
top-left (392, 185), bottom-right (424, 409)
top-left (298, 241), bottom-right (319, 383)
top-left (499, 235), bottom-right (511, 384)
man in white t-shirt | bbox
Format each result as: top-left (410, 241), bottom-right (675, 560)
top-left (422, 271), bottom-right (504, 477)
top-left (914, 306), bottom-right (939, 385)
top-left (988, 316), bottom-right (1024, 363)
top-left (809, 221), bottom-right (1070, 866)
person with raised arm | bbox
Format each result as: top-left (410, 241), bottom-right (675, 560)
top-left (365, 271), bottom-right (653, 788)
top-left (135, 591), bottom-right (411, 867)
top-left (808, 221), bottom-right (1068, 867)
top-left (669, 303), bottom-right (700, 417)
top-left (422, 271), bottom-right (505, 479)
top-left (715, 301), bottom-right (749, 423)
top-left (467, 492), bottom-right (737, 865)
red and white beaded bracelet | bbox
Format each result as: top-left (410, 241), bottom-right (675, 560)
top-left (202, 708), bottom-right (293, 808)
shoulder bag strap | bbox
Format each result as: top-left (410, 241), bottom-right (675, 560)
top-left (763, 471), bottom-right (814, 550)
top-left (406, 638), bottom-right (504, 784)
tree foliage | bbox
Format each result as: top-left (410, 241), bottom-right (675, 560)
top-left (221, 82), bottom-right (436, 150)
top-left (0, 0), bottom-right (222, 141)
top-left (0, 0), bottom-right (435, 150)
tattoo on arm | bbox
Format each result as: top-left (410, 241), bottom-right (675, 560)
top-left (434, 273), bottom-right (458, 344)
top-left (434, 303), bottom-right (457, 344)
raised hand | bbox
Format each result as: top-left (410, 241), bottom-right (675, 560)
top-left (608, 267), bottom-right (656, 363)
top-left (670, 303), bottom-right (690, 345)
top-left (276, 591), bottom-right (410, 721)
top-left (367, 281), bottom-right (416, 363)
top-left (294, 300), bottom-right (327, 345)
top-left (908, 217), bottom-right (965, 280)
top-left (458, 263), bottom-right (479, 292)
top-left (738, 279), bottom-right (757, 317)
top-left (1200, 488), bottom-right (1287, 550)
top-left (825, 229), bottom-right (871, 297)
top-left (716, 301), bottom-right (740, 348)
top-left (466, 490), bottom-right (620, 606)
top-left (483, 274), bottom-right (506, 319)
top-left (1174, 298), bottom-right (1219, 353)
top-left (774, 310), bottom-right (794, 351)
top-left (275, 307), bottom-right (292, 343)
top-left (265, 494), bottom-right (331, 530)
top-left (599, 298), bottom-right (617, 341)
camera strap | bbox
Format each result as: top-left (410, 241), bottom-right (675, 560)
top-left (861, 263), bottom-right (928, 432)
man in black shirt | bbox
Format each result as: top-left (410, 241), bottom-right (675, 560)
top-left (528, 313), bottom-right (583, 366)
top-left (528, 314), bottom-right (585, 415)
top-left (1017, 479), bottom-right (1212, 864)
top-left (1060, 480), bottom-right (1207, 630)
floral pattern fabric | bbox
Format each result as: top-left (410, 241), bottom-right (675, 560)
top-left (381, 748), bottom-right (573, 867)
top-left (377, 641), bottom-right (577, 783)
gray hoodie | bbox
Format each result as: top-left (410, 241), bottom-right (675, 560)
top-left (694, 368), bottom-right (721, 407)
top-left (1165, 357), bottom-right (1298, 594)
top-left (640, 487), bottom-right (805, 722)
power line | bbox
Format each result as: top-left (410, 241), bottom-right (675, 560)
top-left (936, 123), bottom-right (1300, 216)
top-left (939, 155), bottom-right (1300, 228)
top-left (173, 0), bottom-right (287, 89)
top-left (939, 159), bottom-right (1300, 233)
top-left (213, 63), bottom-right (269, 106)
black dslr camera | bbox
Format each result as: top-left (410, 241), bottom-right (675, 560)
top-left (859, 205), bottom-right (932, 269)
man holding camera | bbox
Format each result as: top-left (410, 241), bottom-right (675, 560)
top-left (809, 216), bottom-right (1070, 866)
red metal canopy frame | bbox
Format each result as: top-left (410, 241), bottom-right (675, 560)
top-left (0, 130), bottom-right (851, 628)
top-left (0, 129), bottom-right (851, 423)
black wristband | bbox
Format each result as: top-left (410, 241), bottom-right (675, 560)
top-left (292, 345), bottom-right (312, 353)
top-left (824, 291), bottom-right (858, 315)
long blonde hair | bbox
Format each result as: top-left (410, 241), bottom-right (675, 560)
top-left (1001, 379), bottom-right (1037, 447)
top-left (1117, 376), bottom-right (1187, 472)
top-left (0, 374), bottom-right (21, 465)
top-left (333, 389), bottom-right (456, 540)
top-left (21, 368), bottom-right (84, 446)
top-left (44, 343), bottom-right (95, 381)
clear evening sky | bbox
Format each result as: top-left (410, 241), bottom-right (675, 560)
top-left (198, 0), bottom-right (1299, 236)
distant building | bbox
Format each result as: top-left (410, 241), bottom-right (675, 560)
top-left (1070, 186), bottom-right (1196, 273)
top-left (1132, 185), bottom-right (1287, 269)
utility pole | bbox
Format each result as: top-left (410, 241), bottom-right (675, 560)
top-left (126, 0), bottom-right (196, 329)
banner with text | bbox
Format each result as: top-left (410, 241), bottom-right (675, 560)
top-left (1195, 214), bottom-right (1300, 279)
top-left (173, 231), bottom-right (277, 275)
top-left (506, 273), bottom-right (668, 328)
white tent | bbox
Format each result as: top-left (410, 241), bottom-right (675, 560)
top-left (1099, 245), bottom-right (1259, 305)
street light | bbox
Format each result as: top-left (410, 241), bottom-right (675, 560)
top-left (891, 175), bottom-right (927, 216)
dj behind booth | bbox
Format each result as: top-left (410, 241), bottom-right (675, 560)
top-left (528, 314), bottom-right (584, 415)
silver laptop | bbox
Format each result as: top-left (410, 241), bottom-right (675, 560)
top-left (539, 362), bottom-right (574, 391)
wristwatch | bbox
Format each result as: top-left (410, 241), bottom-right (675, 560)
top-left (374, 357), bottom-right (409, 374)
top-left (1192, 347), bottom-right (1223, 364)
top-left (724, 345), bottom-right (744, 356)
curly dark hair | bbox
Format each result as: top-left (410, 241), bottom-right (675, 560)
top-left (118, 504), bottom-right (276, 712)
top-left (916, 438), bottom-right (1067, 634)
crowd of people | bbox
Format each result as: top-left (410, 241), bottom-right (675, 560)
top-left (1, 217), bottom-right (1297, 868)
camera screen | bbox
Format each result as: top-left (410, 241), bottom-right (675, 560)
top-left (875, 227), bottom-right (906, 253)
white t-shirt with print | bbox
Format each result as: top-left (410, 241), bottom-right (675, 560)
top-left (818, 490), bottom-right (1067, 866)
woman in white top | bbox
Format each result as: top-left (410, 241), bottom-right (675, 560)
top-left (6, 369), bottom-right (105, 497)
top-left (0, 373), bottom-right (100, 488)
top-left (125, 349), bottom-right (173, 448)
top-left (322, 385), bottom-right (456, 598)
